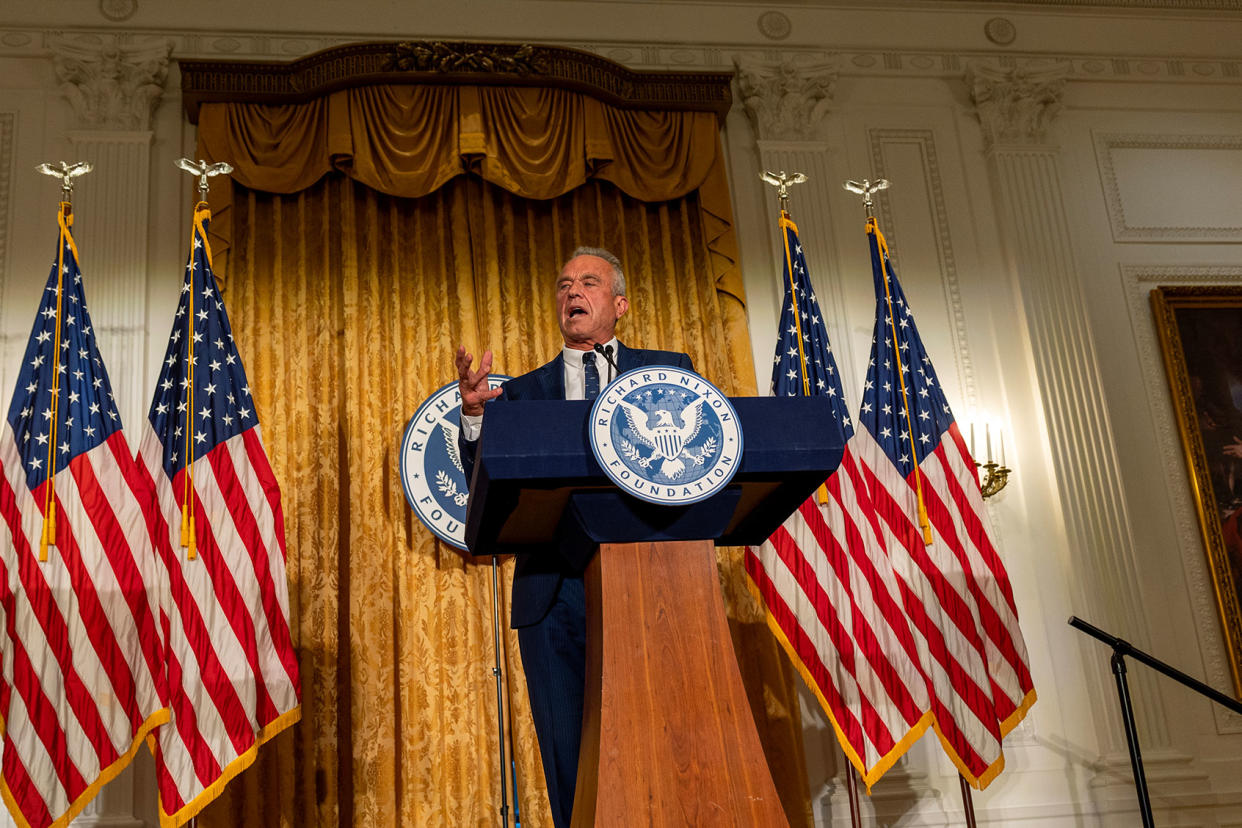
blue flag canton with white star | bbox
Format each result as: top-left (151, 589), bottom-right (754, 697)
top-left (5, 235), bottom-right (123, 491)
top-left (771, 220), bottom-right (853, 439)
top-left (857, 230), bottom-right (956, 479)
top-left (148, 213), bottom-right (256, 481)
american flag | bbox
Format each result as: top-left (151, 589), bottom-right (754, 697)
top-left (744, 213), bottom-right (933, 788)
top-left (0, 206), bottom-right (169, 827)
top-left (136, 203), bottom-right (301, 824)
top-left (853, 216), bottom-right (1036, 787)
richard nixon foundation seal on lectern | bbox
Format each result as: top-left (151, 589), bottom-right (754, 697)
top-left (589, 366), bottom-right (742, 505)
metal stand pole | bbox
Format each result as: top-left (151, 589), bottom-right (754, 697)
top-left (844, 764), bottom-right (862, 828)
top-left (490, 554), bottom-right (511, 828)
top-left (1110, 650), bottom-right (1155, 828)
top-left (500, 569), bottom-right (522, 828)
top-left (958, 775), bottom-right (979, 828)
top-left (1067, 614), bottom-right (1242, 828)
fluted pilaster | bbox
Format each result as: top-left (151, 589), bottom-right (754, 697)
top-left (65, 131), bottom-right (155, 436)
top-left (968, 60), bottom-right (1175, 766)
top-left (734, 58), bottom-right (861, 400)
top-left (0, 112), bottom-right (19, 413)
top-left (45, 34), bottom-right (171, 828)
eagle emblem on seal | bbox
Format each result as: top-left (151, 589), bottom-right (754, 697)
top-left (618, 397), bottom-right (706, 479)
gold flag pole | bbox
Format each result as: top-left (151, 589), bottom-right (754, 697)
top-left (34, 161), bottom-right (93, 561)
top-left (844, 179), bottom-right (933, 545)
top-left (173, 158), bottom-right (233, 560)
top-left (760, 170), bottom-right (811, 394)
top-left (761, 170), bottom-right (833, 508)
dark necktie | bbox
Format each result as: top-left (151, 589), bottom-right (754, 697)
top-left (583, 352), bottom-right (600, 400)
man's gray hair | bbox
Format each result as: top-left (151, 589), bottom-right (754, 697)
top-left (570, 246), bottom-right (626, 297)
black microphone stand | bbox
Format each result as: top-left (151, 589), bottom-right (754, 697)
top-left (1069, 616), bottom-right (1242, 828)
top-left (490, 554), bottom-right (512, 828)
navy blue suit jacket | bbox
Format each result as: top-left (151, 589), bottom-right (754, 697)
top-left (461, 343), bottom-right (694, 627)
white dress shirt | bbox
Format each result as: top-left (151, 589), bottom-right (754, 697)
top-left (459, 337), bottom-right (618, 441)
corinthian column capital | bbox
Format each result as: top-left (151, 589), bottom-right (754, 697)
top-left (734, 57), bottom-right (838, 142)
top-left (50, 35), bottom-right (174, 130)
top-left (966, 60), bottom-right (1071, 150)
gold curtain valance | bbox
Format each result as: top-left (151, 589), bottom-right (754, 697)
top-left (195, 81), bottom-right (746, 316)
top-left (197, 85), bottom-right (722, 203)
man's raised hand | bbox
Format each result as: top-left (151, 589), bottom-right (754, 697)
top-left (456, 345), bottom-right (503, 417)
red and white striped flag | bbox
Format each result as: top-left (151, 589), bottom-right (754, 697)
top-left (0, 205), bottom-right (169, 827)
top-left (745, 213), bottom-right (933, 787)
top-left (854, 216), bottom-right (1036, 787)
top-left (137, 203), bottom-right (300, 825)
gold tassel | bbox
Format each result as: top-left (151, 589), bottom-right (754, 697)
top-left (39, 508), bottom-right (55, 561)
top-left (179, 503), bottom-right (196, 559)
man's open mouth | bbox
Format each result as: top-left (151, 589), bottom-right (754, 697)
top-left (568, 307), bottom-right (588, 317)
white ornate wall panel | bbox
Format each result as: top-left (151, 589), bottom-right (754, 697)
top-left (749, 144), bottom-right (855, 395)
top-left (1095, 133), bottom-right (1242, 242)
top-left (1053, 100), bottom-right (1242, 827)
top-left (866, 127), bottom-right (976, 410)
top-left (66, 131), bottom-right (155, 434)
top-left (0, 89), bottom-right (55, 427)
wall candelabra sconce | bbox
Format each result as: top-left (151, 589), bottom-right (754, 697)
top-left (968, 419), bottom-right (1011, 499)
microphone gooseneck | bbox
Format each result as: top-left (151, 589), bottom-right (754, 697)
top-left (593, 343), bottom-right (620, 382)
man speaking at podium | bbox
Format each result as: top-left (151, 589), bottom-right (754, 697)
top-left (455, 247), bottom-right (693, 827)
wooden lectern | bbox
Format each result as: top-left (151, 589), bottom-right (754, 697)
top-left (465, 397), bottom-right (842, 827)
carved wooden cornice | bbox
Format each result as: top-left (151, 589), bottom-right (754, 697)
top-left (180, 40), bottom-right (734, 123)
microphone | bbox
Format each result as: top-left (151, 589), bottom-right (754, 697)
top-left (593, 342), bottom-right (620, 382)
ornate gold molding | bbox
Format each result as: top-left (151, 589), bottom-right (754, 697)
top-left (180, 40), bottom-right (733, 123)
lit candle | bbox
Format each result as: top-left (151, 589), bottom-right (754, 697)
top-left (970, 422), bottom-right (976, 457)
top-left (1000, 429), bottom-right (1006, 468)
top-left (986, 423), bottom-right (992, 462)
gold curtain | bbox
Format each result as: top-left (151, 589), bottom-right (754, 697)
top-left (193, 84), bottom-right (810, 827)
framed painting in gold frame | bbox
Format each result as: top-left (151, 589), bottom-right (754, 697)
top-left (1152, 285), bottom-right (1242, 699)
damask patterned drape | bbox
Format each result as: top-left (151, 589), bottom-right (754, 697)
top-left (186, 52), bottom-right (810, 827)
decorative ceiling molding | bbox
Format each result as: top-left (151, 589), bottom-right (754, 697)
top-left (179, 40), bottom-right (734, 124)
top-left (918, 0), bottom-right (1242, 8)
top-left (4, 29), bottom-right (1240, 87)
top-left (550, 0), bottom-right (1242, 8)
